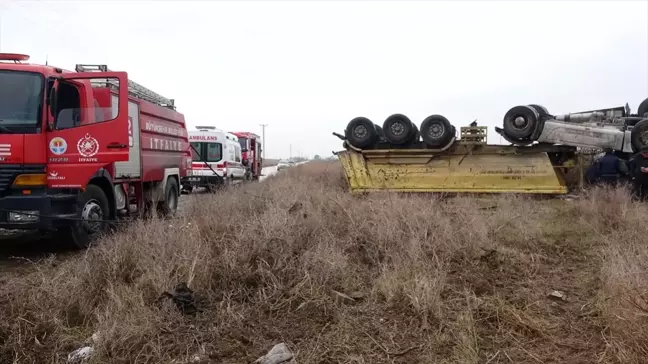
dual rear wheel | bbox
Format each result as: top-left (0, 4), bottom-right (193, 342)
top-left (345, 114), bottom-right (456, 149)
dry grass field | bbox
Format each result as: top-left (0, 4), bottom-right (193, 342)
top-left (0, 161), bottom-right (646, 363)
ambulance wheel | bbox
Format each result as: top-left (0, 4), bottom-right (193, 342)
top-left (383, 114), bottom-right (414, 145)
top-left (60, 184), bottom-right (110, 249)
top-left (631, 119), bottom-right (648, 152)
top-left (345, 117), bottom-right (378, 149)
top-left (420, 114), bottom-right (454, 148)
top-left (502, 105), bottom-right (539, 142)
top-left (157, 177), bottom-right (179, 217)
top-left (637, 97), bottom-right (648, 118)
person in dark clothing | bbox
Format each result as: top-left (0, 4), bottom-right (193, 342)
top-left (586, 149), bottom-right (628, 185)
top-left (628, 147), bottom-right (648, 199)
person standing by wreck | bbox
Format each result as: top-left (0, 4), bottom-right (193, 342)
top-left (628, 146), bottom-right (648, 200)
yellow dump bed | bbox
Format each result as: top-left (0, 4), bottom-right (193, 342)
top-left (335, 126), bottom-right (580, 194)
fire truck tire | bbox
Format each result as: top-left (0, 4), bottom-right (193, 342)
top-left (60, 184), bottom-right (110, 249)
top-left (502, 105), bottom-right (539, 142)
top-left (631, 119), bottom-right (648, 152)
top-left (420, 114), bottom-right (453, 148)
top-left (383, 114), bottom-right (415, 145)
top-left (345, 117), bottom-right (378, 149)
top-left (637, 97), bottom-right (648, 118)
top-left (157, 177), bottom-right (179, 217)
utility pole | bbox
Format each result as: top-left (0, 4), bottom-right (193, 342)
top-left (289, 144), bottom-right (292, 161)
top-left (259, 123), bottom-right (267, 161)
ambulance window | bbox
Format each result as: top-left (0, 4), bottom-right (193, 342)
top-left (190, 142), bottom-right (202, 161)
top-left (206, 142), bottom-right (223, 162)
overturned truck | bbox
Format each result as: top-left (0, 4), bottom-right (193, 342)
top-left (334, 97), bottom-right (648, 195)
top-left (335, 123), bottom-right (579, 194)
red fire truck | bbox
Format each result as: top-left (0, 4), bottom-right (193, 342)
top-left (0, 53), bottom-right (191, 248)
top-left (230, 131), bottom-right (263, 180)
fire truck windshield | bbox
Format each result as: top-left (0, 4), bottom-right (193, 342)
top-left (0, 71), bottom-right (43, 128)
top-left (238, 137), bottom-right (248, 152)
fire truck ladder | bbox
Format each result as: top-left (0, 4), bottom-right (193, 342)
top-left (75, 64), bottom-right (176, 110)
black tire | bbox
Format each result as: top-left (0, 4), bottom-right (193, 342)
top-left (374, 124), bottom-right (384, 136)
top-left (374, 124), bottom-right (387, 143)
top-left (410, 123), bottom-right (420, 144)
top-left (529, 104), bottom-right (550, 119)
top-left (631, 119), bottom-right (648, 152)
top-left (59, 184), bottom-right (110, 249)
top-left (157, 177), bottom-right (179, 217)
top-left (420, 114), bottom-right (454, 148)
top-left (502, 105), bottom-right (539, 141)
top-left (637, 97), bottom-right (648, 118)
top-left (345, 117), bottom-right (378, 149)
top-left (383, 114), bottom-right (414, 145)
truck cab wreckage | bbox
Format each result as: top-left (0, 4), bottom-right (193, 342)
top-left (334, 98), bottom-right (648, 195)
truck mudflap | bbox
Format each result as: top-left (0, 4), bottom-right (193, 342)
top-left (336, 143), bottom-right (577, 194)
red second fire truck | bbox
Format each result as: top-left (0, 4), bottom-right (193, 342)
top-left (0, 53), bottom-right (191, 248)
top-left (230, 131), bottom-right (263, 180)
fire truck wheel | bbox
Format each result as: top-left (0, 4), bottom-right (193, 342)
top-left (345, 117), bottom-right (378, 149)
top-left (631, 119), bottom-right (648, 152)
top-left (61, 184), bottom-right (110, 249)
top-left (638, 97), bottom-right (648, 118)
top-left (383, 114), bottom-right (415, 145)
top-left (502, 105), bottom-right (539, 141)
top-left (157, 177), bottom-right (179, 217)
top-left (420, 114), bottom-right (453, 148)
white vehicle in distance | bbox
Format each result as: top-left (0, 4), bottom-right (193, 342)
top-left (183, 126), bottom-right (246, 192)
top-left (277, 159), bottom-right (291, 171)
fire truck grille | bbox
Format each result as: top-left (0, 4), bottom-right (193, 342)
top-left (0, 165), bottom-right (46, 192)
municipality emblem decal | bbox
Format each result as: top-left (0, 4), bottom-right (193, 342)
top-left (49, 137), bottom-right (67, 155)
top-left (77, 134), bottom-right (100, 158)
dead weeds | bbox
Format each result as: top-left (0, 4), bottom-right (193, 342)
top-left (0, 162), bottom-right (646, 363)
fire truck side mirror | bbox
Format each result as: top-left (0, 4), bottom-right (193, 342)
top-left (47, 85), bottom-right (58, 131)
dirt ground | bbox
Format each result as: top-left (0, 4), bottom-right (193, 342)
top-left (0, 161), bottom-right (646, 364)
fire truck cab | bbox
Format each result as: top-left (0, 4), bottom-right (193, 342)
top-left (230, 131), bottom-right (263, 181)
top-left (0, 53), bottom-right (191, 248)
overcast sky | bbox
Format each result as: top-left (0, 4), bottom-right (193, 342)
top-left (1, 0), bottom-right (647, 159)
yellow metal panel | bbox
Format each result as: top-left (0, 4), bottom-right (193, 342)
top-left (337, 149), bottom-right (568, 194)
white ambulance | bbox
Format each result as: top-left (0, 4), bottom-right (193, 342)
top-left (184, 126), bottom-right (246, 191)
